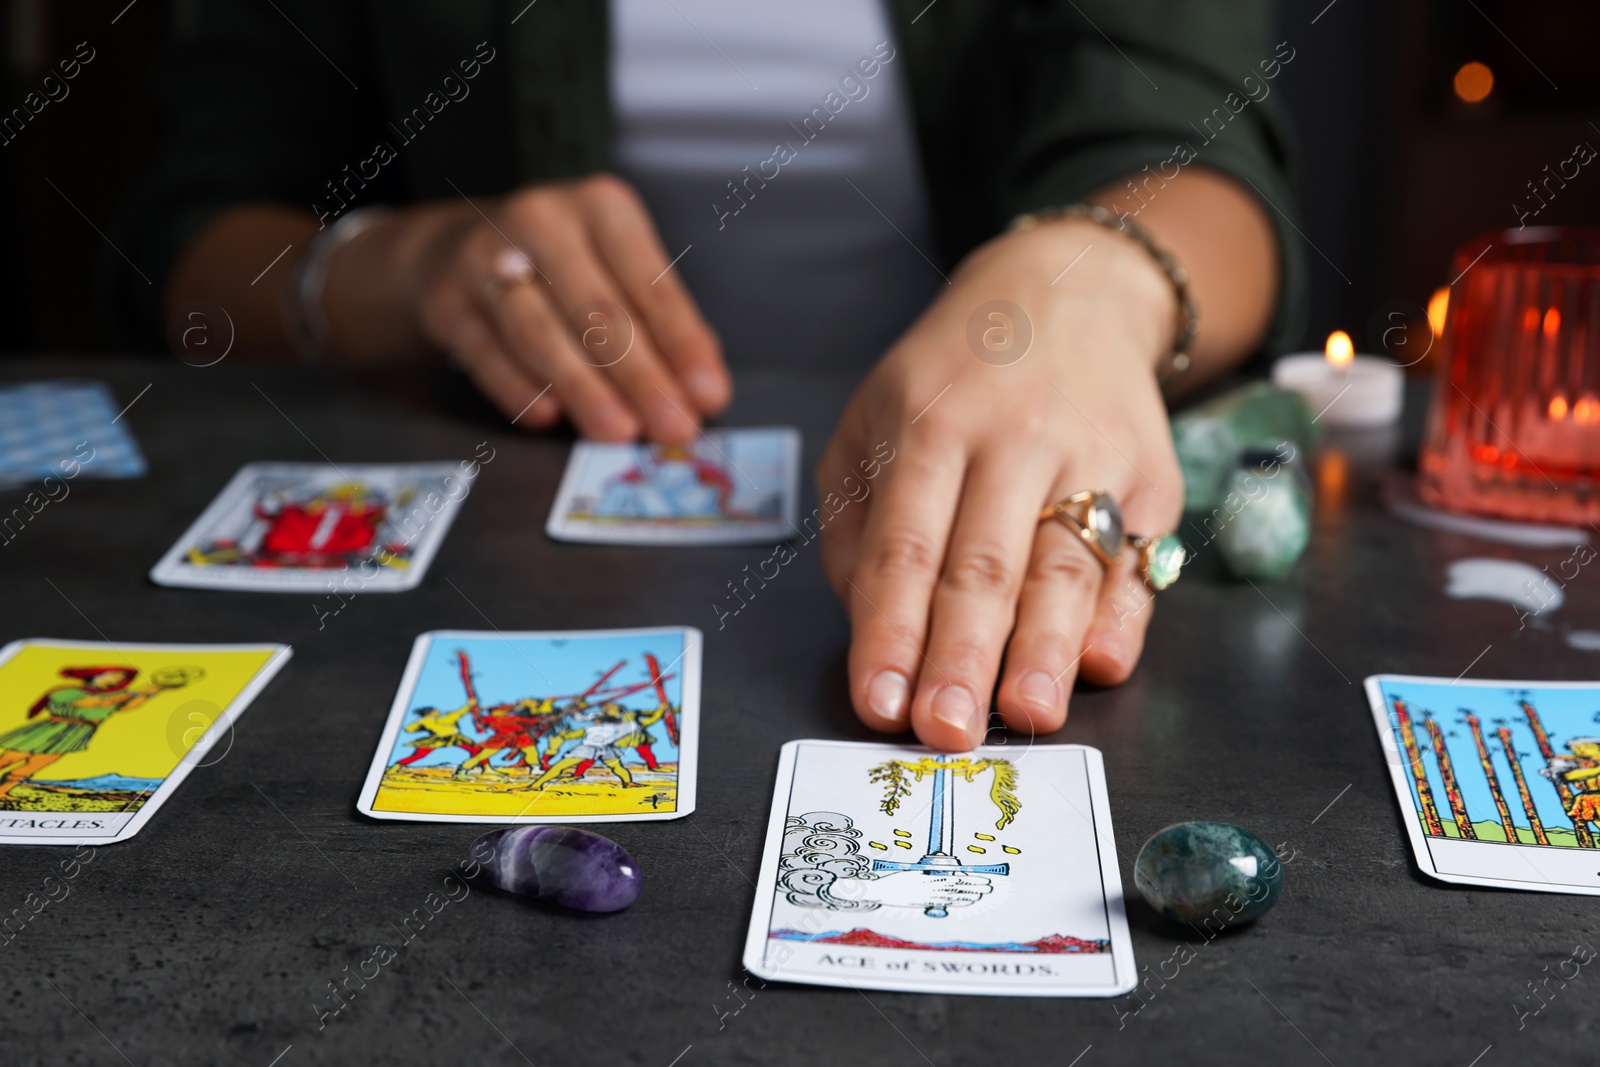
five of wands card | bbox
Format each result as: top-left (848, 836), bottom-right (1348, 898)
top-left (358, 628), bottom-right (701, 824)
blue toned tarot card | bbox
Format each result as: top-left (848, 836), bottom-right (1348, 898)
top-left (1366, 675), bottom-right (1600, 895)
top-left (357, 627), bottom-right (701, 823)
top-left (545, 427), bottom-right (800, 545)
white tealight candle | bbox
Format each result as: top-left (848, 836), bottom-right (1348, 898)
top-left (1271, 330), bottom-right (1403, 428)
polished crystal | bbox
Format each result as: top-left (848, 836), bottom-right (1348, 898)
top-left (1134, 821), bottom-right (1282, 926)
top-left (1214, 459), bottom-right (1312, 580)
top-left (473, 826), bottom-right (642, 912)
top-left (1171, 382), bottom-right (1319, 511)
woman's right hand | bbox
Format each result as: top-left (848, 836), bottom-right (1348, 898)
top-left (401, 174), bottom-right (730, 441)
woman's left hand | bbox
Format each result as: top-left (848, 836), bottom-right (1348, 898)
top-left (817, 218), bottom-right (1185, 751)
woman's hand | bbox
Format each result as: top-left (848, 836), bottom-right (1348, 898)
top-left (817, 218), bottom-right (1185, 751)
top-left (335, 174), bottom-right (731, 442)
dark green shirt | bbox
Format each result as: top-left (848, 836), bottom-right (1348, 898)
top-left (118, 0), bottom-right (1305, 355)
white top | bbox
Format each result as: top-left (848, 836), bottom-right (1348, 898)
top-left (579, 719), bottom-right (635, 747)
top-left (610, 0), bottom-right (942, 371)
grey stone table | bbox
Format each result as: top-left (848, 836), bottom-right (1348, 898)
top-left (1, 357), bottom-right (1595, 1066)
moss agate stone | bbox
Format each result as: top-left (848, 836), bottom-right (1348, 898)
top-left (474, 826), bottom-right (642, 912)
top-left (1134, 822), bottom-right (1282, 927)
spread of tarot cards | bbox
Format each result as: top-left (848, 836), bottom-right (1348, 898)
top-left (1366, 675), bottom-right (1600, 896)
top-left (742, 740), bottom-right (1136, 997)
top-left (0, 638), bottom-right (290, 845)
top-left (149, 461), bottom-right (478, 592)
top-left (546, 426), bottom-right (800, 545)
top-left (356, 627), bottom-right (701, 824)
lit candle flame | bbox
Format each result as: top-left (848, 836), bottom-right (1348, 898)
top-left (1427, 288), bottom-right (1449, 338)
top-left (1325, 330), bottom-right (1354, 370)
top-left (1453, 61), bottom-right (1494, 104)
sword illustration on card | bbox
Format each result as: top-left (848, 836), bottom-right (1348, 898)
top-left (867, 754), bottom-right (1013, 916)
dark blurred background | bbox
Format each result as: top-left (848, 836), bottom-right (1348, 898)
top-left (1, 0), bottom-right (1597, 358)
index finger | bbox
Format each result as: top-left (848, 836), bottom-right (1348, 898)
top-left (506, 194), bottom-right (700, 442)
top-left (576, 176), bottom-right (731, 415)
top-left (844, 434), bottom-right (966, 734)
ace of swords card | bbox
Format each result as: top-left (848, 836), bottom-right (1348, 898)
top-left (742, 740), bottom-right (1137, 997)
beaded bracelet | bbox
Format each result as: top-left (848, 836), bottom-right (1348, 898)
top-left (1008, 203), bottom-right (1198, 386)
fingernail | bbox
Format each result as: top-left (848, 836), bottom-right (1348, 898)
top-left (1017, 670), bottom-right (1058, 712)
top-left (592, 404), bottom-right (636, 440)
top-left (930, 685), bottom-right (979, 738)
top-left (1094, 637), bottom-right (1130, 674)
top-left (686, 369), bottom-right (724, 408)
top-left (867, 670), bottom-right (910, 725)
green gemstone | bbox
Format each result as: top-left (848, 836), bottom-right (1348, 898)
top-left (1170, 382), bottom-right (1319, 512)
top-left (1133, 821), bottom-right (1283, 926)
top-left (1145, 534), bottom-right (1186, 589)
top-left (1214, 466), bottom-right (1312, 580)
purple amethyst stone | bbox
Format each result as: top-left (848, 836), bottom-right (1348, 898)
top-left (473, 826), bottom-right (642, 912)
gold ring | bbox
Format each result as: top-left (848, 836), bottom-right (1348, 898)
top-left (1125, 532), bottom-right (1186, 591)
top-left (483, 247), bottom-right (535, 302)
top-left (1038, 490), bottom-right (1123, 569)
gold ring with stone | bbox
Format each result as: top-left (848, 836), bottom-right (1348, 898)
top-left (482, 247), bottom-right (536, 302)
top-left (1125, 532), bottom-right (1186, 591)
top-left (1038, 490), bottom-right (1123, 569)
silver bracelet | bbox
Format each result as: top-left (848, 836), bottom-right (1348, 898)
top-left (1009, 203), bottom-right (1197, 385)
top-left (286, 206), bottom-right (395, 364)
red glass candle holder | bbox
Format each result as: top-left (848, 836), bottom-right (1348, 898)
top-left (1419, 227), bottom-right (1600, 523)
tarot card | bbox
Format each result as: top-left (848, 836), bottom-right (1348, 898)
top-left (0, 379), bottom-right (147, 488)
top-left (150, 461), bottom-right (477, 592)
top-left (545, 427), bottom-right (800, 545)
top-left (0, 639), bottom-right (290, 845)
top-left (742, 740), bottom-right (1137, 997)
top-left (1366, 675), bottom-right (1600, 895)
top-left (357, 627), bottom-right (701, 823)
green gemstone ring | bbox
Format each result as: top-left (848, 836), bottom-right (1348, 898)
top-left (1126, 532), bottom-right (1186, 591)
